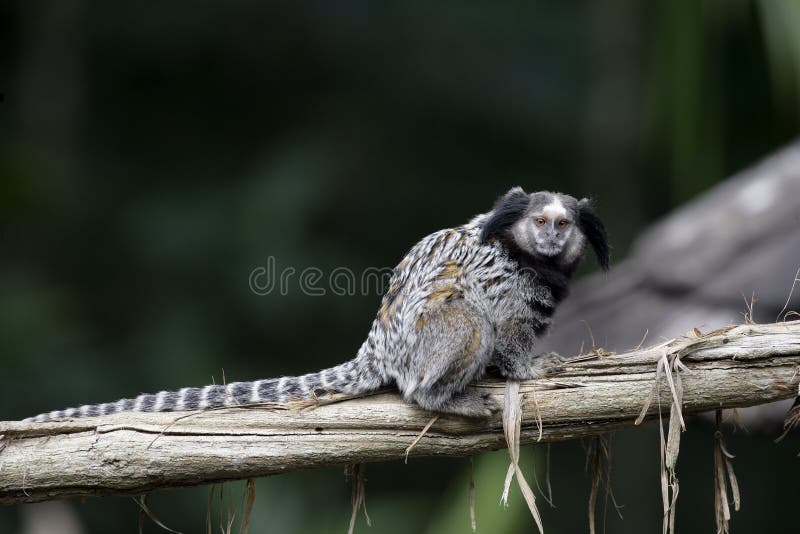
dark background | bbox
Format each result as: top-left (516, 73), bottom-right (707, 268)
top-left (2, 1), bottom-right (800, 533)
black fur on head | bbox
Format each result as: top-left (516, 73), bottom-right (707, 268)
top-left (480, 187), bottom-right (531, 243)
top-left (577, 198), bottom-right (610, 271)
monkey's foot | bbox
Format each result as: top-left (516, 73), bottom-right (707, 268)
top-left (413, 389), bottom-right (500, 418)
top-left (495, 351), bottom-right (564, 380)
top-left (529, 351), bottom-right (564, 377)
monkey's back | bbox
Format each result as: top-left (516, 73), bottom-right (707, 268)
top-left (364, 220), bottom-right (551, 382)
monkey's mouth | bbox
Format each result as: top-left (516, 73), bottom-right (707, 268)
top-left (535, 242), bottom-right (562, 256)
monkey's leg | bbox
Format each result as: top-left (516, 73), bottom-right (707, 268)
top-left (406, 302), bottom-right (497, 417)
top-left (492, 319), bottom-right (564, 380)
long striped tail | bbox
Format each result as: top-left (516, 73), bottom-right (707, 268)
top-left (24, 356), bottom-right (385, 423)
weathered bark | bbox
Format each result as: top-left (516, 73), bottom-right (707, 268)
top-left (1, 322), bottom-right (798, 506)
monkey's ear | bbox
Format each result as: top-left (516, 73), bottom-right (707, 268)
top-left (480, 187), bottom-right (531, 242)
top-left (577, 198), bottom-right (610, 271)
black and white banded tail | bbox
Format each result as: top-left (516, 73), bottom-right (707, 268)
top-left (24, 355), bottom-right (385, 423)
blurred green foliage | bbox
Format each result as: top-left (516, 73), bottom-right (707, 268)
top-left (2, 1), bottom-right (800, 532)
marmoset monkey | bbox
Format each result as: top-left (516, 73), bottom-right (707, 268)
top-left (25, 188), bottom-right (608, 421)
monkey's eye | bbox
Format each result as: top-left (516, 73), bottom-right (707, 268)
top-left (558, 219), bottom-right (570, 228)
top-left (534, 217), bottom-right (546, 226)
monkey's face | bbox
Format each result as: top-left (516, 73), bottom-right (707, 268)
top-left (481, 187), bottom-right (608, 271)
top-left (510, 193), bottom-right (582, 261)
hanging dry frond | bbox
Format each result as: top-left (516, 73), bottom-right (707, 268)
top-left (501, 380), bottom-right (544, 533)
top-left (641, 348), bottom-right (687, 534)
top-left (532, 443), bottom-right (555, 508)
top-left (346, 464), bottom-right (371, 534)
top-left (775, 396), bottom-right (800, 446)
top-left (133, 494), bottom-right (184, 534)
top-left (206, 484), bottom-right (215, 534)
top-left (713, 410), bottom-right (740, 534)
top-left (469, 457), bottom-right (477, 532)
top-left (240, 479), bottom-right (256, 534)
top-left (586, 434), bottom-right (620, 534)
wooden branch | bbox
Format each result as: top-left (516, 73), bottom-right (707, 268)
top-left (1, 322), bottom-right (799, 506)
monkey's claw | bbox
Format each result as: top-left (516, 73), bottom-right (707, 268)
top-left (530, 351), bottom-right (564, 377)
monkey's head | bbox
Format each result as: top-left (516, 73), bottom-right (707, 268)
top-left (480, 187), bottom-right (610, 272)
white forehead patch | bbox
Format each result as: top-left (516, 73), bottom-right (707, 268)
top-left (540, 197), bottom-right (567, 219)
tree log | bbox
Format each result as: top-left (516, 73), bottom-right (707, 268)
top-left (1, 322), bottom-right (798, 506)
